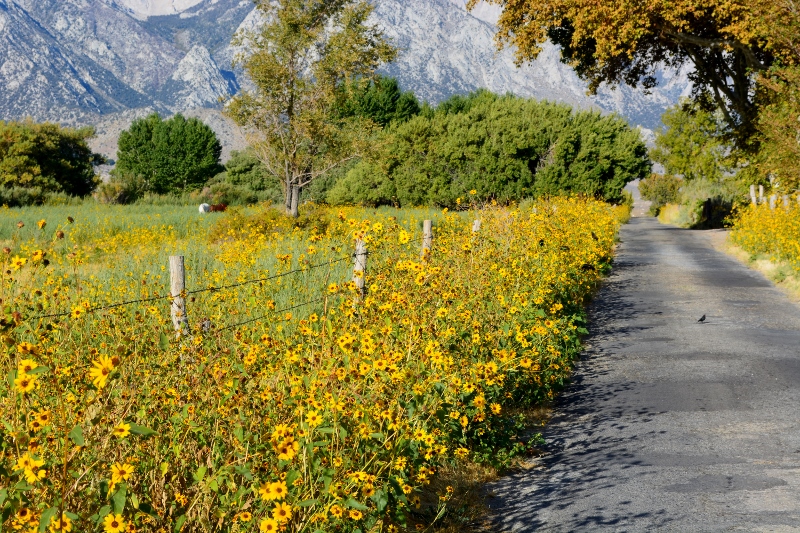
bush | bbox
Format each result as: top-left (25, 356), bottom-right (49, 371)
top-left (333, 75), bottom-right (421, 127)
top-left (324, 92), bottom-right (650, 207)
top-left (0, 120), bottom-right (102, 203)
top-left (639, 174), bottom-right (682, 212)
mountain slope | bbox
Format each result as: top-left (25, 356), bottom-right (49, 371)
top-left (0, 0), bottom-right (691, 161)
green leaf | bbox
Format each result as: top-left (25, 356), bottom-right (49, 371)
top-left (159, 332), bottom-right (170, 350)
top-left (95, 505), bottom-right (112, 523)
top-left (371, 489), bottom-right (389, 512)
top-left (345, 497), bottom-right (368, 511)
top-left (208, 478), bottom-right (219, 492)
top-left (233, 425), bottom-right (244, 443)
top-left (296, 499), bottom-right (319, 507)
top-left (27, 365), bottom-right (50, 375)
top-left (130, 493), bottom-right (140, 510)
top-left (7, 369), bottom-right (16, 388)
top-left (0, 488), bottom-right (7, 507)
top-left (338, 426), bottom-right (348, 439)
top-left (234, 465), bottom-right (253, 481)
top-left (286, 470), bottom-right (300, 487)
top-left (173, 515), bottom-right (187, 533)
top-left (316, 427), bottom-right (334, 434)
top-left (38, 507), bottom-right (58, 533)
top-left (68, 424), bottom-right (84, 446)
top-left (65, 512), bottom-right (80, 521)
top-left (112, 485), bottom-right (127, 514)
top-left (370, 432), bottom-right (384, 440)
top-left (128, 423), bottom-right (156, 436)
top-left (193, 466), bottom-right (207, 483)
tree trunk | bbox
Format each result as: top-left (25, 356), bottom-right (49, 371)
top-left (284, 177), bottom-right (292, 212)
top-left (289, 185), bottom-right (300, 217)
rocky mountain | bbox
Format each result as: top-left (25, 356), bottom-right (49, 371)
top-left (0, 0), bottom-right (692, 162)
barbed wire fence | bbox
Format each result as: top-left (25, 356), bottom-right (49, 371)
top-left (24, 219), bottom-right (471, 336)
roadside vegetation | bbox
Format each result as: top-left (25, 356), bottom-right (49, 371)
top-left (1, 197), bottom-right (626, 531)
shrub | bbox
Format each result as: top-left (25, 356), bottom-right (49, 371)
top-left (0, 120), bottom-right (102, 203)
top-left (638, 174), bottom-right (682, 212)
top-left (325, 92), bottom-right (650, 207)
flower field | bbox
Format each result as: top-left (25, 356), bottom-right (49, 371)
top-left (1, 197), bottom-right (625, 532)
top-left (730, 201), bottom-right (800, 271)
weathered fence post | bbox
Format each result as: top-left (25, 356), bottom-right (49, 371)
top-left (421, 220), bottom-right (433, 260)
top-left (352, 239), bottom-right (367, 300)
top-left (759, 185), bottom-right (765, 204)
top-left (769, 194), bottom-right (777, 210)
top-left (170, 256), bottom-right (189, 335)
top-left (783, 195), bottom-right (790, 210)
top-left (472, 219), bottom-right (481, 233)
top-left (750, 184), bottom-right (757, 206)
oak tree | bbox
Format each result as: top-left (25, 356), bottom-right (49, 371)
top-left (472, 0), bottom-right (798, 143)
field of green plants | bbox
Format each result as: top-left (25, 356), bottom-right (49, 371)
top-left (2, 198), bottom-right (626, 532)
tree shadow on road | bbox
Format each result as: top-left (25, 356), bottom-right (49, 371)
top-left (483, 251), bottom-right (676, 531)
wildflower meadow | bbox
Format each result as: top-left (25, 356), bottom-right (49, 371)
top-left (1, 197), bottom-right (625, 532)
top-left (730, 199), bottom-right (800, 271)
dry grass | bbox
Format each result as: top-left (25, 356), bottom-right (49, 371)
top-left (705, 229), bottom-right (800, 302)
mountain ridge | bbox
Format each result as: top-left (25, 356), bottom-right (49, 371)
top-left (0, 0), bottom-right (691, 162)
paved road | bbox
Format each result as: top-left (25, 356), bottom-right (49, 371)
top-left (488, 217), bottom-right (800, 532)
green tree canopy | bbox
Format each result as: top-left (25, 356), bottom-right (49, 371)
top-left (115, 113), bottom-right (222, 195)
top-left (333, 76), bottom-right (420, 127)
top-left (328, 92), bottom-right (649, 207)
top-left (0, 120), bottom-right (101, 199)
top-left (650, 99), bottom-right (731, 182)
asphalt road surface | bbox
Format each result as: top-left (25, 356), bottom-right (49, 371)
top-left (487, 217), bottom-right (800, 532)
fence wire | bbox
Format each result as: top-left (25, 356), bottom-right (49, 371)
top-left (26, 233), bottom-right (433, 322)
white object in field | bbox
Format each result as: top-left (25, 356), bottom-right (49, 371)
top-left (199, 203), bottom-right (210, 213)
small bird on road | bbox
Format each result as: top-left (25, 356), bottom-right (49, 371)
top-left (697, 314), bottom-right (706, 323)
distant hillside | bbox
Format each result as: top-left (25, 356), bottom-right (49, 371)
top-left (0, 0), bottom-right (691, 162)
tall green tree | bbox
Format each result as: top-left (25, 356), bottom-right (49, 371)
top-left (0, 120), bottom-right (101, 200)
top-left (333, 76), bottom-right (420, 126)
top-left (115, 113), bottom-right (222, 195)
top-left (225, 0), bottom-right (397, 216)
top-left (650, 99), bottom-right (731, 182)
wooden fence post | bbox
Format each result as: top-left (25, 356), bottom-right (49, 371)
top-left (769, 194), bottom-right (777, 210)
top-left (750, 184), bottom-right (757, 206)
top-left (352, 239), bottom-right (367, 300)
top-left (472, 219), bottom-right (481, 233)
top-left (170, 256), bottom-right (189, 335)
top-left (421, 220), bottom-right (433, 260)
top-left (759, 185), bottom-right (765, 204)
top-left (783, 195), bottom-right (790, 210)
